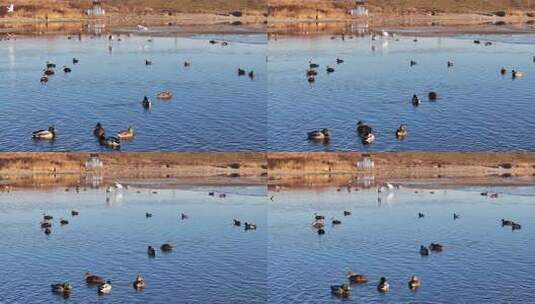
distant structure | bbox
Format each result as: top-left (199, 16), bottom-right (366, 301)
top-left (86, 1), bottom-right (105, 16)
top-left (350, 0), bottom-right (368, 17)
top-left (7, 3), bottom-right (14, 13)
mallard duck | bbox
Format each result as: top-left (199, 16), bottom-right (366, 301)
top-left (85, 272), bottom-right (104, 284)
top-left (72, 58), bottom-right (79, 64)
top-left (161, 243), bottom-right (174, 252)
top-left (500, 67), bottom-right (507, 75)
top-left (307, 129), bottom-right (331, 141)
top-left (453, 213), bottom-right (460, 220)
top-left (412, 95), bottom-right (421, 106)
top-left (245, 222), bottom-right (257, 230)
top-left (332, 219), bottom-right (342, 225)
top-left (396, 124), bottom-right (408, 138)
top-left (41, 221), bottom-right (52, 228)
top-left (145, 60), bottom-right (152, 66)
top-left (428, 91), bottom-right (438, 100)
top-left (343, 211), bottom-right (351, 216)
top-left (410, 60), bottom-right (417, 66)
top-left (356, 121), bottom-right (372, 136)
top-left (71, 210), bottom-right (79, 216)
top-left (221, 41), bottom-right (229, 46)
top-left (184, 61), bottom-right (191, 67)
top-left (306, 69), bottom-right (317, 76)
top-left (44, 68), bottom-right (55, 76)
top-left (429, 243), bottom-right (444, 252)
top-left (43, 214), bottom-right (53, 221)
top-left (181, 213), bottom-right (189, 220)
top-left (209, 40), bottom-right (218, 44)
top-left (347, 272), bottom-right (368, 284)
top-left (362, 133), bottom-right (375, 145)
top-left (307, 76), bottom-right (315, 83)
top-left (317, 228), bottom-right (325, 235)
top-left (145, 212), bottom-right (152, 218)
top-left (238, 68), bottom-right (246, 76)
top-left (326, 66), bottom-right (335, 73)
top-left (312, 220), bottom-right (324, 229)
top-left (377, 277), bottom-right (390, 292)
top-left (94, 123), bottom-right (105, 137)
top-left (51, 282), bottom-right (72, 294)
top-left (100, 136), bottom-right (120, 148)
top-left (117, 127), bottom-right (135, 140)
top-left (309, 61), bottom-right (319, 68)
top-left (512, 222), bottom-right (522, 230)
top-left (336, 58), bottom-right (344, 64)
top-left (331, 284), bottom-right (351, 297)
top-left (233, 219), bottom-right (241, 226)
top-left (501, 219), bottom-right (513, 226)
top-left (44, 227), bottom-right (52, 235)
top-left (157, 91), bottom-right (173, 100)
top-left (420, 245), bottom-right (429, 256)
top-left (133, 275), bottom-right (145, 289)
top-left (63, 66), bottom-right (72, 73)
top-left (408, 275), bottom-right (421, 289)
top-left (46, 62), bottom-right (56, 69)
top-left (512, 70), bottom-right (524, 79)
top-left (147, 246), bottom-right (156, 257)
top-left (249, 71), bottom-right (255, 79)
top-left (98, 281), bottom-right (112, 294)
top-left (418, 212), bottom-right (424, 218)
top-left (40, 75), bottom-right (48, 83)
top-left (315, 214), bottom-right (325, 220)
top-left (447, 61), bottom-right (454, 67)
top-left (60, 218), bottom-right (69, 225)
top-left (32, 127), bottom-right (56, 140)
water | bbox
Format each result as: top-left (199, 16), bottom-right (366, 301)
top-left (268, 34), bottom-right (535, 151)
top-left (268, 185), bottom-right (535, 303)
top-left (0, 33), bottom-right (267, 151)
top-left (0, 186), bottom-right (267, 303)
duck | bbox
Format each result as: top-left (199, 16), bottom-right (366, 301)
top-left (511, 222), bottom-right (522, 230)
top-left (221, 41), bottom-right (229, 46)
top-left (209, 40), bottom-right (218, 44)
top-left (420, 245), bottom-right (429, 256)
top-left (145, 212), bottom-right (152, 218)
top-left (356, 121), bottom-right (372, 136)
top-left (238, 68), bottom-right (246, 76)
top-left (147, 246), bottom-right (156, 257)
top-left (60, 218), bottom-right (69, 225)
top-left (377, 277), bottom-right (390, 292)
top-left (429, 243), bottom-right (444, 252)
top-left (474, 40), bottom-right (481, 44)
top-left (453, 213), bottom-right (460, 220)
top-left (396, 124), bottom-right (408, 138)
top-left (41, 221), bottom-right (52, 228)
top-left (447, 61), bottom-right (454, 67)
top-left (428, 91), bottom-right (438, 101)
top-left (317, 228), bottom-right (325, 235)
top-left (51, 282), bottom-right (72, 294)
top-left (501, 219), bottom-right (513, 226)
top-left (100, 135), bottom-right (120, 148)
top-left (72, 58), bottom-right (79, 64)
top-left (248, 70), bottom-right (255, 79)
top-left (93, 123), bottom-right (105, 138)
top-left (309, 61), bottom-right (319, 68)
top-left (326, 66), bottom-right (335, 73)
top-left (362, 133), bottom-right (375, 145)
top-left (331, 284), bottom-right (351, 297)
top-left (145, 59), bottom-right (152, 66)
top-left (63, 66), bottom-right (71, 73)
top-left (98, 281), bottom-right (112, 294)
top-left (336, 58), bottom-right (344, 64)
top-left (32, 127), bottom-right (56, 140)
top-left (343, 211), bottom-right (351, 216)
top-left (408, 275), bottom-right (421, 289)
top-left (44, 227), bottom-right (52, 235)
top-left (46, 62), bottom-right (56, 69)
top-left (133, 275), bottom-right (145, 289)
top-left (161, 243), bottom-right (174, 252)
top-left (43, 214), bottom-right (53, 221)
top-left (512, 70), bottom-right (524, 79)
top-left (233, 219), bottom-right (241, 226)
top-left (418, 212), bottom-right (425, 218)
top-left (142, 96), bottom-right (151, 109)
top-left (312, 220), bottom-right (324, 229)
top-left (71, 210), bottom-right (79, 216)
top-left (410, 60), bottom-right (417, 66)
top-left (307, 76), bottom-right (315, 83)
top-left (500, 67), bottom-right (507, 75)
top-left (183, 61), bottom-right (191, 67)
top-left (332, 219), bottom-right (342, 225)
top-left (307, 129), bottom-right (331, 141)
top-left (40, 75), bottom-right (48, 83)
top-left (85, 272), bottom-right (105, 284)
top-left (43, 68), bottom-right (55, 76)
top-left (411, 94), bottom-right (421, 106)
top-left (306, 69), bottom-right (317, 77)
top-left (117, 127), bottom-right (135, 140)
top-left (315, 214), bottom-right (325, 220)
top-left (245, 222), bottom-right (257, 230)
top-left (347, 272), bottom-right (368, 284)
top-left (181, 213), bottom-right (189, 220)
top-left (157, 91), bottom-right (173, 100)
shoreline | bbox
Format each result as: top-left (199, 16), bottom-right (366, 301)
top-left (2, 152), bottom-right (535, 189)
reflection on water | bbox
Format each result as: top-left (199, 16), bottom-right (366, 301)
top-left (0, 186), bottom-right (267, 303)
top-left (0, 33), bottom-right (266, 151)
top-left (268, 185), bottom-right (534, 303)
top-left (268, 34), bottom-right (535, 151)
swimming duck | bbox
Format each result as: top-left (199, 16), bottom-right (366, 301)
top-left (145, 212), bottom-right (152, 218)
top-left (420, 245), bottom-right (429, 256)
top-left (447, 61), bottom-right (454, 67)
top-left (332, 219), bottom-right (342, 225)
top-left (184, 61), bottom-right (191, 67)
top-left (377, 277), bottom-right (390, 292)
top-left (344, 211), bottom-right (351, 216)
top-left (63, 66), bottom-right (71, 73)
top-left (46, 62), bottom-right (56, 69)
top-left (147, 246), bottom-right (156, 257)
top-left (72, 58), bottom-right (79, 64)
top-left (43, 68), bottom-right (55, 76)
top-left (60, 218), bottom-right (69, 225)
top-left (233, 219), bottom-right (241, 226)
top-left (453, 213), bottom-right (460, 220)
top-left (51, 282), bottom-right (72, 294)
top-left (142, 96), bottom-right (151, 109)
top-left (209, 192), bottom-right (215, 196)
top-left (356, 121), bottom-right (372, 136)
top-left (71, 210), bottom-right (79, 216)
top-left (40, 75), bottom-right (48, 83)
top-left (347, 272), bottom-right (368, 284)
top-left (411, 94), bottom-right (421, 106)
top-left (209, 40), bottom-right (218, 44)
top-left (511, 222), bottom-right (522, 230)
top-left (307, 129), bottom-right (331, 141)
top-left (100, 135), bottom-right (120, 149)
top-left (307, 76), bottom-right (315, 83)
top-left (94, 123), bottom-right (105, 138)
top-left (429, 243), bottom-right (444, 252)
top-left (221, 41), bottom-right (229, 46)
top-left (408, 275), bottom-right (421, 289)
top-left (85, 272), bottom-right (104, 284)
top-left (145, 60), bottom-right (152, 66)
top-left (41, 220), bottom-right (52, 228)
top-left (326, 66), bottom-right (335, 73)
top-left (181, 213), bottom-right (189, 220)
top-left (336, 58), bottom-right (344, 64)
top-left (501, 219), bottom-right (513, 226)
top-left (117, 127), bottom-right (135, 140)
top-left (428, 91), bottom-right (438, 100)
top-left (362, 133), bottom-right (375, 145)
top-left (44, 227), bottom-right (52, 235)
top-left (410, 60), bottom-right (417, 66)
top-left (245, 222), bottom-right (257, 230)
top-left (306, 69), bottom-right (318, 76)
top-left (418, 212), bottom-right (424, 218)
top-left (248, 70), bottom-right (255, 79)
top-left (474, 40), bottom-right (481, 44)
top-left (161, 243), bottom-right (174, 252)
top-left (157, 91), bottom-right (173, 100)
top-left (317, 228), bottom-right (325, 235)
top-left (98, 281), bottom-right (112, 294)
top-left (133, 275), bottom-right (145, 289)
top-left (238, 68), bottom-right (246, 76)
top-left (396, 124), bottom-right (408, 138)
top-left (309, 61), bottom-right (319, 68)
top-left (32, 127), bottom-right (56, 140)
top-left (312, 220), bottom-right (324, 229)
top-left (43, 214), bottom-right (53, 221)
top-left (484, 41), bottom-right (492, 46)
top-left (512, 70), bottom-right (524, 79)
top-left (331, 284), bottom-right (351, 297)
top-left (315, 214), bottom-right (325, 220)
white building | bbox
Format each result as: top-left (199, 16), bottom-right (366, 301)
top-left (86, 1), bottom-right (105, 16)
top-left (350, 1), bottom-right (368, 17)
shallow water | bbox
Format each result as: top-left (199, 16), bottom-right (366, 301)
top-left (268, 186), bottom-right (535, 303)
top-left (0, 34), bottom-right (266, 151)
top-left (268, 34), bottom-right (535, 151)
top-left (0, 186), bottom-right (267, 303)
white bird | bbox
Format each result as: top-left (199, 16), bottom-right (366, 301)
top-left (7, 4), bottom-right (14, 13)
top-left (137, 25), bottom-right (148, 31)
top-left (382, 30), bottom-right (389, 37)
